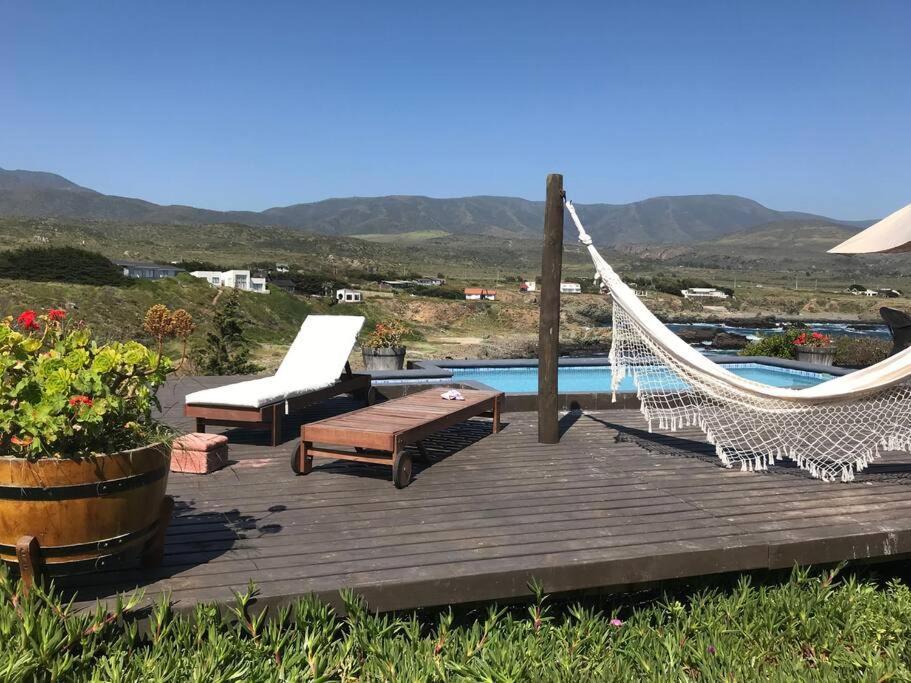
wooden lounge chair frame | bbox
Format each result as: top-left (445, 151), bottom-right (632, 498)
top-left (293, 388), bottom-right (503, 488)
top-left (185, 363), bottom-right (371, 446)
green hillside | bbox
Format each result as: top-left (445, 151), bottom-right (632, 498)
top-left (0, 274), bottom-right (370, 354)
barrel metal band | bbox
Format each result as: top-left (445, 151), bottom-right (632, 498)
top-left (0, 518), bottom-right (160, 558)
top-left (0, 464), bottom-right (168, 501)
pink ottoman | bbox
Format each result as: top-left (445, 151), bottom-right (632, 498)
top-left (171, 432), bottom-right (229, 474)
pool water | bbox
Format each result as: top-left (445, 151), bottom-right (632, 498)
top-left (449, 363), bottom-right (834, 394)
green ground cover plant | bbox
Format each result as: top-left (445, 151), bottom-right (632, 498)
top-left (3, 566), bottom-right (911, 681)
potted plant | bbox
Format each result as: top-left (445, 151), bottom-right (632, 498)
top-left (793, 331), bottom-right (836, 366)
top-left (0, 305), bottom-right (193, 582)
top-left (362, 321), bottom-right (408, 371)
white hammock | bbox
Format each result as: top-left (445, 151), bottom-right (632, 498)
top-left (565, 200), bottom-right (911, 482)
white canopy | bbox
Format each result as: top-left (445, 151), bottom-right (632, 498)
top-left (829, 203), bottom-right (911, 254)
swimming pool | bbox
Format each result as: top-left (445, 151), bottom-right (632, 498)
top-left (448, 363), bottom-right (835, 394)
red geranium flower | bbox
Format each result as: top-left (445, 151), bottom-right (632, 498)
top-left (47, 308), bottom-right (66, 321)
top-left (69, 395), bottom-right (93, 408)
top-left (16, 310), bottom-right (39, 331)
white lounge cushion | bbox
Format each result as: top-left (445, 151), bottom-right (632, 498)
top-left (185, 315), bottom-right (365, 409)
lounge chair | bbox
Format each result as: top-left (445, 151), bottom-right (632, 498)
top-left (880, 307), bottom-right (911, 356)
top-left (185, 315), bottom-right (370, 445)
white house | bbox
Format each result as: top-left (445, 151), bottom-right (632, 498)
top-left (464, 288), bottom-right (496, 301)
top-left (681, 287), bottom-right (728, 300)
top-left (520, 281), bottom-right (537, 293)
top-left (336, 288), bottom-right (363, 303)
top-left (560, 282), bottom-right (582, 294)
top-left (190, 269), bottom-right (269, 294)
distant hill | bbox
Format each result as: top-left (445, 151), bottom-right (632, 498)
top-left (621, 219), bottom-right (907, 274)
top-left (0, 167), bottom-right (871, 245)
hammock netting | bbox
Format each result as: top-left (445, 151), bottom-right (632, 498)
top-left (565, 199), bottom-right (911, 482)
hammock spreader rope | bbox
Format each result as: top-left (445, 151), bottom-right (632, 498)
top-left (565, 198), bottom-right (911, 482)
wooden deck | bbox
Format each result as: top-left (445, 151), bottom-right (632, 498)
top-left (57, 375), bottom-right (911, 613)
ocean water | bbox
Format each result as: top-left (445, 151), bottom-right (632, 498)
top-left (665, 321), bottom-right (890, 343)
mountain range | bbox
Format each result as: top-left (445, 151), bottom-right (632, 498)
top-left (0, 167), bottom-right (872, 245)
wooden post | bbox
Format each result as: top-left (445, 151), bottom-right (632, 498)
top-left (538, 173), bottom-right (564, 443)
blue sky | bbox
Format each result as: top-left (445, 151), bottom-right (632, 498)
top-left (2, 1), bottom-right (909, 218)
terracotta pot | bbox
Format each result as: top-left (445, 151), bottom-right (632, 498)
top-left (795, 345), bottom-right (836, 366)
top-left (0, 444), bottom-right (171, 576)
top-left (362, 346), bottom-right (406, 371)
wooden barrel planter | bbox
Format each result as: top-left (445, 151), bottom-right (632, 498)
top-left (0, 444), bottom-right (173, 585)
top-left (795, 345), bottom-right (836, 366)
top-left (363, 346), bottom-right (407, 371)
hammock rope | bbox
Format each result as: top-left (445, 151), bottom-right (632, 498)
top-left (565, 198), bottom-right (911, 482)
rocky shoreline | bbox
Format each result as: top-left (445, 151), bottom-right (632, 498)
top-left (660, 314), bottom-right (884, 329)
top-left (671, 327), bottom-right (751, 350)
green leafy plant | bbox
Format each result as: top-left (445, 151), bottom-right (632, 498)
top-left (834, 336), bottom-right (891, 368)
top-left (362, 320), bottom-right (408, 349)
top-left (739, 329), bottom-right (802, 359)
top-left (0, 306), bottom-right (192, 460)
top-left (193, 291), bottom-right (261, 375)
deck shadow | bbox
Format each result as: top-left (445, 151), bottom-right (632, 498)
top-left (585, 412), bottom-right (911, 484)
top-left (55, 499), bottom-right (275, 603)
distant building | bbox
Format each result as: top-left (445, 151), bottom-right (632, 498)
top-left (878, 288), bottom-right (902, 298)
top-left (190, 269), bottom-right (269, 294)
top-left (681, 287), bottom-right (729, 300)
top-left (269, 278), bottom-right (297, 294)
top-left (336, 288), bottom-right (363, 303)
top-left (520, 281), bottom-right (537, 293)
top-left (464, 288), bottom-right (496, 301)
top-left (560, 282), bottom-right (582, 294)
top-left (381, 280), bottom-right (414, 289)
top-left (275, 263), bottom-right (290, 274)
top-left (115, 261), bottom-right (183, 280)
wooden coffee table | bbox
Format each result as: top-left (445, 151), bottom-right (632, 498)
top-left (293, 387), bottom-right (503, 488)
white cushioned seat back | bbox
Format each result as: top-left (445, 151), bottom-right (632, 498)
top-left (275, 315), bottom-right (365, 385)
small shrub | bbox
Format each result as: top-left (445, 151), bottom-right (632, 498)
top-left (401, 284), bottom-right (463, 300)
top-left (193, 291), bottom-right (261, 375)
top-left (740, 329), bottom-right (802, 359)
top-left (834, 336), bottom-right (891, 368)
top-left (0, 246), bottom-right (128, 286)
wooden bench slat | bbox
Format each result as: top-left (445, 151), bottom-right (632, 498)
top-left (299, 387), bottom-right (504, 486)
